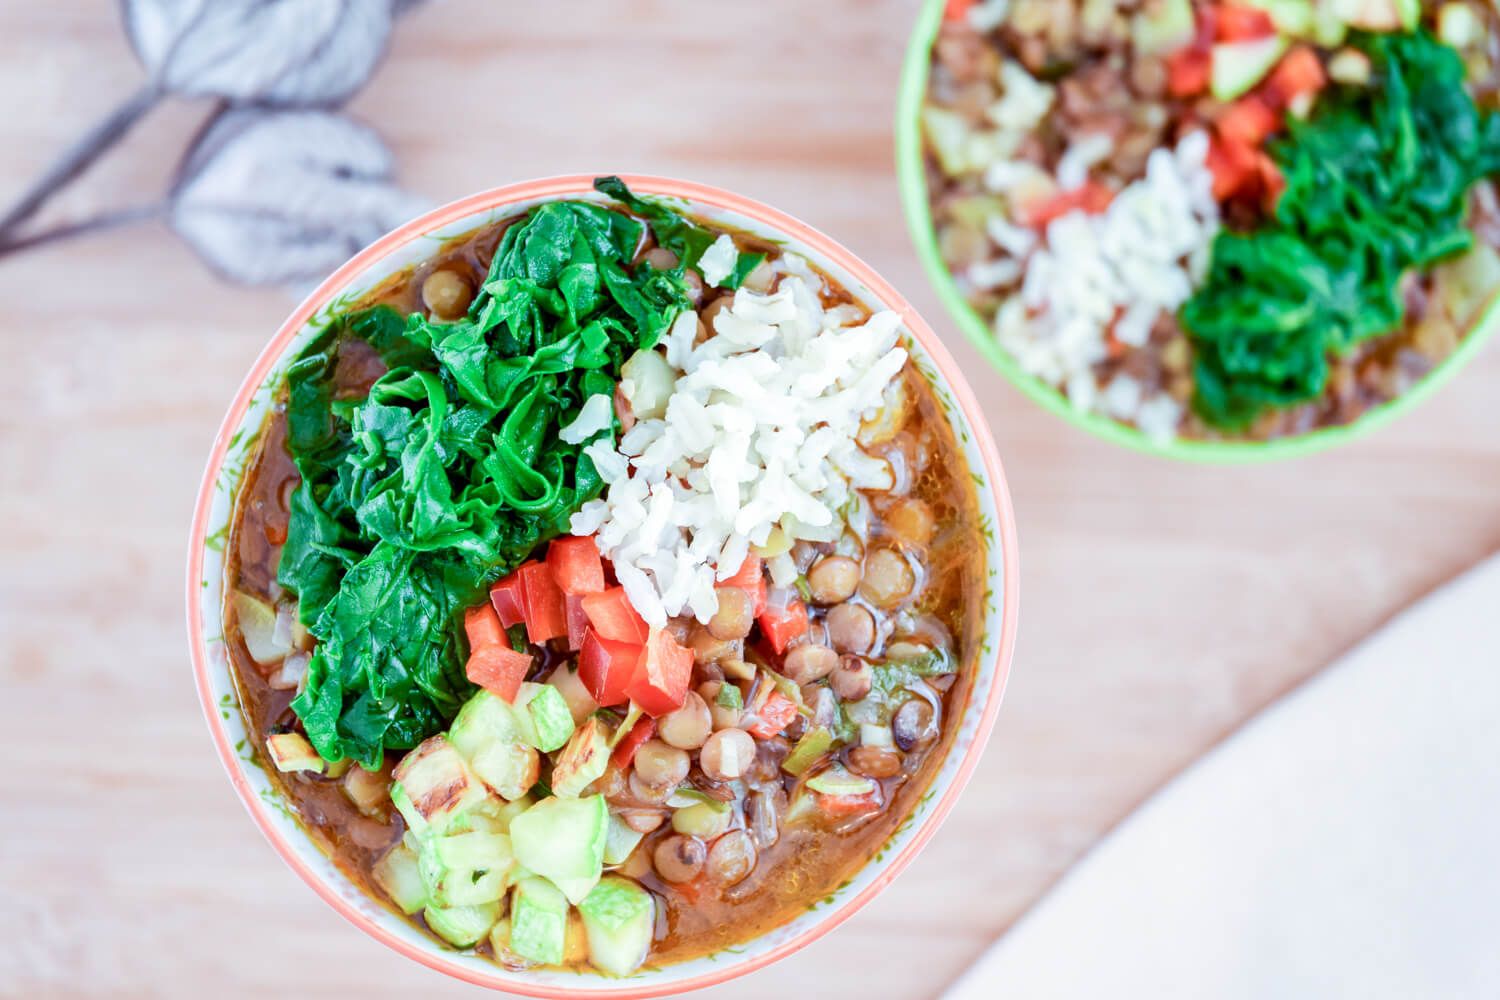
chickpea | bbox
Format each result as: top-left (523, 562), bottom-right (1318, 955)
top-left (671, 801), bottom-right (731, 839)
top-left (700, 294), bottom-right (732, 331)
top-left (801, 683), bottom-right (838, 729)
top-left (826, 603), bottom-right (876, 654)
top-left (700, 681), bottom-right (743, 730)
top-left (689, 625), bottom-right (738, 665)
top-left (700, 728), bottom-right (756, 781)
top-left (745, 790), bottom-right (780, 849)
top-left (653, 835), bottom-right (706, 883)
top-left (643, 246), bottom-right (679, 270)
top-left (807, 555), bottom-right (861, 604)
top-left (782, 642), bottom-right (839, 685)
top-left (706, 830), bottom-right (758, 885)
top-left (720, 658), bottom-right (756, 682)
top-left (628, 770), bottom-right (674, 805)
top-left (658, 692), bottom-right (713, 750)
top-left (848, 745), bottom-right (902, 779)
top-left (892, 699), bottom-right (938, 751)
top-left (420, 269), bottom-right (472, 320)
top-left (621, 809), bottom-right (666, 834)
top-left (707, 587), bottom-right (754, 640)
top-left (831, 657), bottom-right (873, 701)
top-left (741, 259), bottom-right (777, 293)
top-left (633, 740), bottom-right (689, 788)
top-left (885, 498), bottom-right (935, 548)
top-left (682, 267), bottom-right (705, 307)
top-left (860, 548), bottom-right (915, 608)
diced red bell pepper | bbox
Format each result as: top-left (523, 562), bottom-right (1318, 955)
top-left (1262, 45), bottom-right (1326, 110)
top-left (1206, 133), bottom-right (1261, 201)
top-left (609, 716), bottom-right (657, 769)
top-left (578, 628), bottom-right (643, 707)
top-left (546, 536), bottom-right (606, 596)
top-left (1215, 4), bottom-right (1276, 41)
top-left (581, 587), bottom-right (650, 644)
top-left (1217, 96), bottom-right (1280, 149)
top-left (564, 593), bottom-right (590, 652)
top-left (489, 572), bottom-right (528, 629)
top-left (943, 0), bottom-right (975, 21)
top-left (815, 789), bottom-right (883, 817)
top-left (746, 691), bottom-right (799, 739)
top-left (518, 562), bottom-right (566, 644)
top-left (626, 628), bottom-right (695, 717)
top-left (1256, 152), bottom-right (1286, 210)
top-left (463, 603), bottom-right (504, 652)
top-left (757, 599), bottom-right (809, 655)
top-left (1166, 47), bottom-right (1211, 97)
top-left (720, 555), bottom-right (763, 591)
top-left (466, 643), bottom-right (532, 702)
top-left (1019, 180), bottom-right (1114, 228)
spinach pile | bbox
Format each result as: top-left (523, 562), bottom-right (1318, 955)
top-left (1182, 31), bottom-right (1500, 429)
top-left (277, 179), bottom-right (747, 766)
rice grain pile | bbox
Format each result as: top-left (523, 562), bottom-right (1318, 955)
top-left (570, 264), bottom-right (907, 625)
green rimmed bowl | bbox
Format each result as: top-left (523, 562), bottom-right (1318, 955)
top-left (895, 0), bottom-right (1500, 463)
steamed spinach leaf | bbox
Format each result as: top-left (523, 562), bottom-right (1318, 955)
top-left (1183, 31), bottom-right (1500, 429)
top-left (278, 194), bottom-right (691, 767)
top-left (594, 176), bottom-right (765, 289)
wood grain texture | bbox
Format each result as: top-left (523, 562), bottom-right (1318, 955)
top-left (1, 2), bottom-right (1497, 998)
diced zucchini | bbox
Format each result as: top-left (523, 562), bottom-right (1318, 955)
top-left (578, 876), bottom-right (655, 976)
top-left (1210, 35), bottom-right (1290, 102)
top-left (233, 591), bottom-right (290, 665)
top-left (1243, 0), bottom-right (1313, 35)
top-left (1327, 47), bottom-right (1371, 84)
top-left (265, 732), bottom-right (323, 773)
top-left (620, 349), bottom-right (676, 421)
top-left (551, 717), bottom-right (611, 798)
top-left (390, 735), bottom-right (488, 837)
top-left (488, 793), bottom-right (535, 833)
top-left (551, 873), bottom-right (603, 906)
top-left (342, 761), bottom-right (390, 817)
top-left (373, 842), bottom-right (428, 915)
top-left (806, 766), bottom-right (877, 797)
top-left (489, 918), bottom-right (522, 965)
top-left (1438, 2), bottom-right (1482, 48)
top-left (419, 831), bottom-right (516, 907)
top-left (514, 682), bottom-right (576, 753)
top-left (449, 689), bottom-right (521, 759)
top-left (468, 741), bottom-right (540, 803)
top-left (424, 900), bottom-right (501, 949)
top-left (546, 666), bottom-right (600, 726)
top-left (603, 813), bottom-right (646, 867)
top-left (1329, 0), bottom-right (1406, 31)
top-left (508, 877), bottom-right (570, 965)
top-left (922, 106), bottom-right (975, 177)
top-left (782, 727), bottom-right (834, 777)
top-left (1434, 243), bottom-right (1500, 324)
top-left (509, 794), bottom-right (608, 904)
top-left (1131, 0), bottom-right (1196, 57)
top-left (1311, 1), bottom-right (1349, 45)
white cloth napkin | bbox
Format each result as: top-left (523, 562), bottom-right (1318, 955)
top-left (946, 554), bottom-right (1500, 1000)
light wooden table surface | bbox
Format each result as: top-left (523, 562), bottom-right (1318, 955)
top-left (2, 3), bottom-right (1497, 998)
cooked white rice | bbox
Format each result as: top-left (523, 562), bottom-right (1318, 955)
top-left (570, 261), bottom-right (907, 626)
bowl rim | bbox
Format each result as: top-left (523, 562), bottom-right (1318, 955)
top-left (185, 173), bottom-right (1022, 997)
top-left (895, 0), bottom-right (1500, 464)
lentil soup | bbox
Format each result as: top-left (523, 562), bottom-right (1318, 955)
top-left (222, 178), bottom-right (985, 976)
top-left (920, 0), bottom-right (1500, 443)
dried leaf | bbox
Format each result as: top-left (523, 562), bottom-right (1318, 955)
top-left (170, 108), bottom-right (426, 286)
top-left (123, 0), bottom-right (396, 105)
